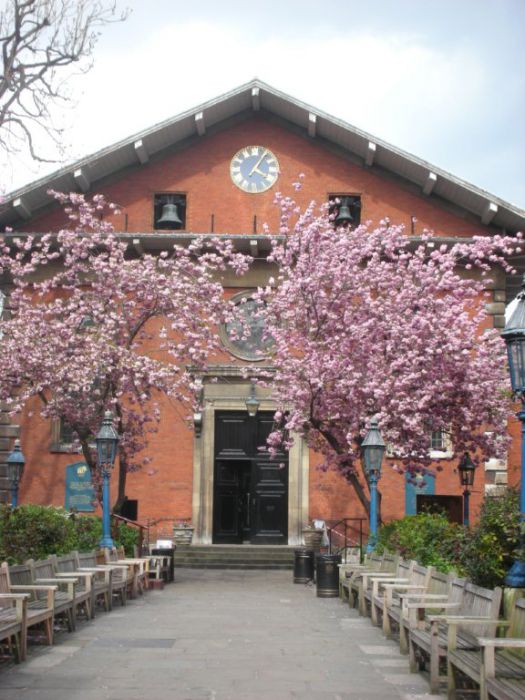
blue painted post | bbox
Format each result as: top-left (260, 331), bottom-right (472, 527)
top-left (367, 473), bottom-right (379, 553)
top-left (10, 484), bottom-right (18, 508)
top-left (99, 468), bottom-right (114, 549)
top-left (505, 406), bottom-right (525, 587)
top-left (463, 489), bottom-right (470, 527)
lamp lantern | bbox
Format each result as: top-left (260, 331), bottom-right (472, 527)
top-left (7, 439), bottom-right (25, 508)
top-left (245, 381), bottom-right (260, 418)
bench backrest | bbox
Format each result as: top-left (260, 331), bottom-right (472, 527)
top-left (53, 553), bottom-right (78, 574)
top-left (458, 582), bottom-right (502, 639)
top-left (75, 551), bottom-right (97, 568)
top-left (396, 559), bottom-right (414, 580)
top-left (8, 562), bottom-right (43, 601)
top-left (427, 569), bottom-right (452, 597)
top-left (380, 552), bottom-right (399, 573)
top-left (28, 558), bottom-right (55, 582)
top-left (410, 562), bottom-right (433, 589)
top-left (0, 562), bottom-right (13, 608)
top-left (95, 550), bottom-right (106, 566)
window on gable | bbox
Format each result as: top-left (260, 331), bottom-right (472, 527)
top-left (50, 418), bottom-right (94, 453)
top-left (328, 194), bottom-right (361, 228)
top-left (153, 193), bottom-right (187, 231)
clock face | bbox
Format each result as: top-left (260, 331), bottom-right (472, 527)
top-left (230, 146), bottom-right (280, 193)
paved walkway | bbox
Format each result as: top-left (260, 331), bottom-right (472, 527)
top-left (0, 569), bottom-right (444, 700)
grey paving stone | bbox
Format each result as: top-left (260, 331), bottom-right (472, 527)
top-left (1, 568), bottom-right (448, 699)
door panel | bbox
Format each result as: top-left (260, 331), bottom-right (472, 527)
top-left (213, 412), bottom-right (288, 545)
top-left (213, 460), bottom-right (245, 544)
top-left (250, 459), bottom-right (288, 545)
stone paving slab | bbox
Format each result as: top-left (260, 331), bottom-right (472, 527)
top-left (0, 568), bottom-right (445, 699)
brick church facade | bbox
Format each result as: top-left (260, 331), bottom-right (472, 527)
top-left (0, 80), bottom-right (523, 544)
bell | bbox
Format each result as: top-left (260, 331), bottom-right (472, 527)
top-left (335, 198), bottom-right (353, 226)
top-left (157, 202), bottom-right (182, 226)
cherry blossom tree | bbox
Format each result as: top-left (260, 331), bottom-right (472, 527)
top-left (0, 192), bottom-right (249, 510)
top-left (258, 186), bottom-right (522, 516)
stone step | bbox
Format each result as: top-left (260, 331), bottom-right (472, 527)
top-left (172, 544), bottom-right (297, 570)
top-left (175, 562), bottom-right (293, 570)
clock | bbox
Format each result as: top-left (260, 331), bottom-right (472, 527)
top-left (230, 145), bottom-right (280, 193)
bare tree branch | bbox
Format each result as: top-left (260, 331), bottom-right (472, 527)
top-left (0, 0), bottom-right (128, 162)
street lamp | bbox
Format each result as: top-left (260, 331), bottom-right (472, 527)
top-left (96, 410), bottom-right (119, 549)
top-left (458, 452), bottom-right (476, 527)
top-left (245, 380), bottom-right (260, 417)
top-left (501, 273), bottom-right (525, 587)
top-left (6, 439), bottom-right (25, 508)
top-left (362, 417), bottom-right (385, 553)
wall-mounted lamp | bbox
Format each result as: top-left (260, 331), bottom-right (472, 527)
top-left (245, 380), bottom-right (260, 417)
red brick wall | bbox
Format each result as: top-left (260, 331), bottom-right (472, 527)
top-left (15, 115), bottom-right (501, 528)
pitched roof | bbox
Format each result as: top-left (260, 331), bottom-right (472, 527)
top-left (1, 79), bottom-right (524, 233)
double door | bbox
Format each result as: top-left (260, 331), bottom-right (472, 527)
top-left (213, 411), bottom-right (288, 545)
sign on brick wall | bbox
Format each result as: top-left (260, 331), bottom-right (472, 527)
top-left (65, 461), bottom-right (95, 512)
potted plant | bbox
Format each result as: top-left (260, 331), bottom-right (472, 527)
top-left (173, 519), bottom-right (194, 546)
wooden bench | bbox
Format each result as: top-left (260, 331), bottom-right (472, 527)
top-left (408, 580), bottom-right (501, 694)
top-left (0, 564), bottom-right (28, 663)
top-left (51, 553), bottom-right (96, 619)
top-left (147, 549), bottom-right (171, 585)
top-left (339, 552), bottom-right (383, 601)
top-left (114, 546), bottom-right (149, 593)
top-left (397, 569), bottom-right (453, 655)
top-left (2, 561), bottom-right (56, 646)
top-left (74, 551), bottom-right (113, 612)
top-left (343, 552), bottom-right (400, 612)
top-left (22, 559), bottom-right (76, 632)
top-left (29, 557), bottom-right (92, 627)
top-left (99, 549), bottom-right (135, 599)
top-left (361, 558), bottom-right (413, 623)
top-left (378, 562), bottom-right (434, 648)
top-left (93, 550), bottom-right (128, 605)
top-left (447, 596), bottom-right (525, 700)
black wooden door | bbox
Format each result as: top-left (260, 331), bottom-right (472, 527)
top-left (213, 411), bottom-right (288, 544)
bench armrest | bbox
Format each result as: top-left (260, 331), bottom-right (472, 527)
top-left (10, 584), bottom-right (57, 591)
top-left (36, 577), bottom-right (77, 584)
top-left (477, 636), bottom-right (525, 648)
top-left (0, 592), bottom-right (29, 599)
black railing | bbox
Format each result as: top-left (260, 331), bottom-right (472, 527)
top-left (326, 517), bottom-right (367, 561)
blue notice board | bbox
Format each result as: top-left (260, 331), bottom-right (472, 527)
top-left (65, 461), bottom-right (95, 512)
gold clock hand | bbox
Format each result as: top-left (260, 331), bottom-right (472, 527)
top-left (249, 150), bottom-right (267, 177)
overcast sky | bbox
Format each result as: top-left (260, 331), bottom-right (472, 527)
top-left (3, 0), bottom-right (525, 208)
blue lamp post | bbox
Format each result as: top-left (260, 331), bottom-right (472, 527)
top-left (7, 439), bottom-right (25, 508)
top-left (96, 411), bottom-right (119, 549)
top-left (362, 417), bottom-right (385, 553)
top-left (458, 452), bottom-right (476, 527)
top-left (501, 274), bottom-right (525, 587)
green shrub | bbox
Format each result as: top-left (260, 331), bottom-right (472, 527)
top-left (0, 504), bottom-right (77, 563)
top-left (70, 514), bottom-right (102, 551)
top-left (375, 512), bottom-right (464, 573)
top-left (0, 506), bottom-right (142, 563)
top-left (458, 490), bottom-right (521, 588)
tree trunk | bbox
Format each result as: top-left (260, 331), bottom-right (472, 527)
top-left (113, 451), bottom-right (127, 514)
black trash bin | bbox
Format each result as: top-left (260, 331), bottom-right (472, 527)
top-left (293, 548), bottom-right (315, 583)
top-left (151, 547), bottom-right (175, 583)
top-left (315, 553), bottom-right (341, 597)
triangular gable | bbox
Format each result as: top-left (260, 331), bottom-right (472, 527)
top-left (1, 79), bottom-right (524, 233)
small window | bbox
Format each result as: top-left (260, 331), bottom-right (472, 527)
top-left (430, 429), bottom-right (453, 458)
top-left (153, 193), bottom-right (187, 231)
top-left (328, 194), bottom-right (361, 228)
top-left (50, 418), bottom-right (94, 453)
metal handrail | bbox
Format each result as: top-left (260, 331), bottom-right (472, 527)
top-left (326, 517), bottom-right (367, 561)
top-left (111, 513), bottom-right (149, 552)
